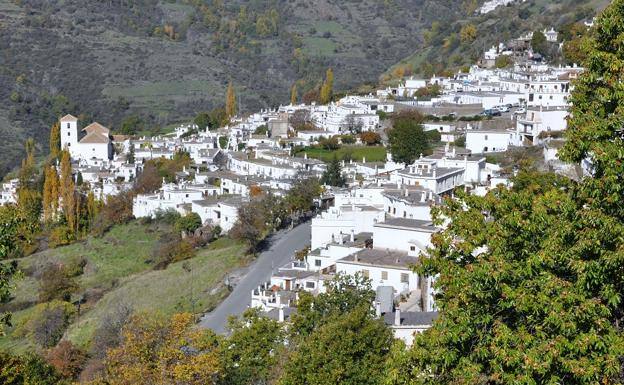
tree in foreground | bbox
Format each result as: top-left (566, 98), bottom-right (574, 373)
top-left (93, 313), bottom-right (221, 385)
top-left (387, 5), bottom-right (624, 382)
top-left (388, 111), bottom-right (429, 164)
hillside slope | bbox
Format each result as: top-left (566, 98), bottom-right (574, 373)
top-left (0, 0), bottom-right (478, 175)
top-left (384, 0), bottom-right (610, 81)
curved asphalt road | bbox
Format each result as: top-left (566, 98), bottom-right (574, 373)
top-left (199, 221), bottom-right (311, 333)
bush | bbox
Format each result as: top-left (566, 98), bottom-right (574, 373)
top-left (340, 134), bottom-right (356, 144)
top-left (318, 136), bottom-right (340, 150)
top-left (49, 225), bottom-right (73, 248)
top-left (153, 208), bottom-right (181, 225)
top-left (359, 131), bottom-right (381, 146)
top-left (454, 135), bottom-right (466, 147)
top-left (46, 340), bottom-right (87, 379)
top-left (174, 212), bottom-right (202, 234)
top-left (39, 264), bottom-right (78, 302)
top-left (425, 129), bottom-right (442, 143)
top-left (152, 234), bottom-right (195, 269)
top-left (17, 300), bottom-right (76, 348)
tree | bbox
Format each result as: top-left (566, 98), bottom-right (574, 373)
top-left (280, 306), bottom-right (393, 385)
top-left (127, 144), bottom-right (135, 164)
top-left (459, 24), bottom-right (477, 44)
top-left (320, 156), bottom-right (346, 187)
top-left (359, 131), bottom-right (381, 146)
top-left (221, 308), bottom-right (285, 385)
top-left (100, 313), bottom-right (222, 385)
top-left (388, 111), bottom-right (429, 164)
top-left (59, 150), bottom-right (77, 235)
top-left (43, 166), bottom-right (60, 223)
top-left (49, 122), bottom-right (61, 160)
top-left (119, 115), bottom-right (144, 136)
top-left (319, 68), bottom-right (334, 104)
top-left (194, 111), bottom-right (211, 131)
top-left (0, 351), bottom-right (64, 385)
top-left (46, 341), bottom-right (87, 379)
top-left (0, 260), bottom-right (17, 335)
top-left (226, 81), bottom-right (237, 119)
top-left (343, 115), bottom-right (363, 134)
top-left (175, 212), bottom-right (203, 234)
top-left (531, 30), bottom-right (547, 55)
top-left (289, 109), bottom-right (315, 131)
top-left (495, 54), bottom-right (513, 68)
top-left (290, 84), bottom-right (298, 105)
top-left (290, 272), bottom-right (375, 337)
top-left (283, 176), bottom-right (321, 219)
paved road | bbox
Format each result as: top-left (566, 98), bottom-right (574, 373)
top-left (199, 221), bottom-right (311, 333)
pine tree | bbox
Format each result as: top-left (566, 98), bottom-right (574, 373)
top-left (320, 156), bottom-right (345, 187)
top-left (319, 68), bottom-right (334, 104)
top-left (49, 122), bottom-right (61, 160)
top-left (290, 84), bottom-right (298, 105)
top-left (226, 81), bottom-right (237, 119)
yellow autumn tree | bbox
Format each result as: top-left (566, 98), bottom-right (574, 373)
top-left (49, 122), bottom-right (61, 160)
top-left (460, 24), bottom-right (477, 44)
top-left (59, 150), bottom-right (76, 234)
top-left (290, 84), bottom-right (298, 105)
top-left (319, 68), bottom-right (334, 104)
top-left (225, 81), bottom-right (237, 119)
top-left (94, 313), bottom-right (222, 385)
top-left (42, 166), bottom-right (60, 223)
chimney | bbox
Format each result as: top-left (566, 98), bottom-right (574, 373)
top-left (404, 188), bottom-right (409, 197)
top-left (278, 307), bottom-right (285, 322)
top-left (375, 302), bottom-right (381, 318)
top-left (350, 229), bottom-right (355, 242)
top-left (420, 192), bottom-right (426, 203)
top-left (362, 156), bottom-right (366, 164)
top-left (394, 308), bottom-right (401, 326)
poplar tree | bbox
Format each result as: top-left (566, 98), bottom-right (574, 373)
top-left (319, 68), bottom-right (334, 104)
top-left (290, 84), bottom-right (298, 105)
top-left (226, 81), bottom-right (237, 119)
top-left (59, 150), bottom-right (76, 234)
top-left (49, 122), bottom-right (61, 160)
top-left (42, 166), bottom-right (60, 223)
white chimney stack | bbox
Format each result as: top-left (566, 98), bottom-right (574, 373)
top-left (278, 307), bottom-right (285, 322)
top-left (394, 308), bottom-right (401, 326)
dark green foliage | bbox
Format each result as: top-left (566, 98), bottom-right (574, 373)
top-left (0, 261), bottom-right (17, 334)
top-left (119, 115), bottom-right (144, 135)
top-left (531, 30), bottom-right (548, 55)
top-left (320, 156), bottom-right (346, 187)
top-left (221, 308), bottom-right (284, 385)
top-left (254, 125), bottom-right (268, 135)
top-left (175, 212), bottom-right (202, 234)
top-left (388, 111), bottom-right (429, 164)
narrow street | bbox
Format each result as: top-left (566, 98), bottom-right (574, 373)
top-left (198, 221), bottom-right (311, 333)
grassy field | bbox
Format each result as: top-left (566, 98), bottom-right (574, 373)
top-left (298, 145), bottom-right (387, 163)
top-left (1, 222), bottom-right (249, 352)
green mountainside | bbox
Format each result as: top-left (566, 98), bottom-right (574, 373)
top-left (0, 0), bottom-right (476, 175)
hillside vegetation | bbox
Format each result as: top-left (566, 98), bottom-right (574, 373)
top-left (0, 0), bottom-right (479, 176)
top-left (384, 0), bottom-right (610, 81)
top-left (0, 220), bottom-right (249, 353)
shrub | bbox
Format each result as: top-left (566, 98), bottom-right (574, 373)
top-left (174, 212), bottom-right (202, 234)
top-left (17, 300), bottom-right (75, 348)
top-left (359, 131), bottom-right (381, 146)
top-left (340, 135), bottom-right (356, 144)
top-left (49, 225), bottom-right (73, 248)
top-left (46, 340), bottom-right (88, 379)
top-left (39, 264), bottom-right (78, 302)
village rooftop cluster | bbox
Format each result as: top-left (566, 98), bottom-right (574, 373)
top-left (0, 26), bottom-right (582, 345)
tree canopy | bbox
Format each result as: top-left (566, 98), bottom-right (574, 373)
top-left (388, 111), bottom-right (429, 164)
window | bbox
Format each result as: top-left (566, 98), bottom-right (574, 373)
top-left (381, 271), bottom-right (388, 280)
top-left (410, 246), bottom-right (416, 251)
top-left (306, 281), bottom-right (315, 289)
top-left (67, 123), bottom-right (70, 129)
top-left (401, 273), bottom-right (409, 283)
top-left (315, 259), bottom-right (321, 267)
top-left (362, 269), bottom-right (370, 278)
top-left (484, 135), bottom-right (488, 140)
top-left (67, 132), bottom-right (71, 136)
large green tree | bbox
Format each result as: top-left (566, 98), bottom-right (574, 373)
top-left (387, 4), bottom-right (624, 383)
top-left (320, 156), bottom-right (346, 187)
top-left (388, 111), bottom-right (429, 164)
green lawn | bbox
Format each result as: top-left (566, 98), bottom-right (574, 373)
top-left (1, 222), bottom-right (250, 351)
top-left (299, 145), bottom-right (387, 163)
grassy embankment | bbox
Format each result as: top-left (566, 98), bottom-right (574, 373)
top-left (0, 221), bottom-right (249, 352)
